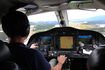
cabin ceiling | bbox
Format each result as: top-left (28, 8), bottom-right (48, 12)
top-left (0, 0), bottom-right (105, 21)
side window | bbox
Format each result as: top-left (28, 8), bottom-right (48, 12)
top-left (0, 25), bottom-right (8, 42)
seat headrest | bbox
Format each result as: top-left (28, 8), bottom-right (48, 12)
top-left (0, 40), bottom-right (11, 63)
top-left (87, 47), bottom-right (105, 70)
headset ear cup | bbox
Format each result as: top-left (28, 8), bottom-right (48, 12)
top-left (25, 26), bottom-right (30, 37)
top-left (20, 26), bottom-right (30, 37)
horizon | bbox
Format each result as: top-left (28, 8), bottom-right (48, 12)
top-left (29, 15), bottom-right (105, 23)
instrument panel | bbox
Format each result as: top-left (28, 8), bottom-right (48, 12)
top-left (27, 27), bottom-right (105, 70)
top-left (27, 27), bottom-right (105, 58)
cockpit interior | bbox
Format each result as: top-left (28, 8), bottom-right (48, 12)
top-left (0, 0), bottom-right (105, 70)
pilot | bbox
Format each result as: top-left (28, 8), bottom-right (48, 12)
top-left (1, 11), bottom-right (67, 70)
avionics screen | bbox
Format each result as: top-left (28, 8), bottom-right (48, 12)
top-left (56, 36), bottom-right (73, 49)
top-left (40, 36), bottom-right (51, 45)
top-left (78, 35), bottom-right (92, 45)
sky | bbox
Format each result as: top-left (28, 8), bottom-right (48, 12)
top-left (28, 12), bottom-right (57, 22)
top-left (28, 9), bottom-right (105, 22)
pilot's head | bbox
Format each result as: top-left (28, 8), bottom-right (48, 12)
top-left (1, 11), bottom-right (30, 38)
top-left (87, 47), bottom-right (105, 70)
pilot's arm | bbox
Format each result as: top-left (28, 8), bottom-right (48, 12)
top-left (31, 44), bottom-right (67, 70)
top-left (51, 55), bottom-right (67, 70)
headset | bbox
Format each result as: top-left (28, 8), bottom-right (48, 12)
top-left (1, 11), bottom-right (30, 38)
top-left (20, 23), bottom-right (30, 37)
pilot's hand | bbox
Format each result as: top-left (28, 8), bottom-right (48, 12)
top-left (57, 55), bottom-right (67, 65)
top-left (30, 44), bottom-right (39, 49)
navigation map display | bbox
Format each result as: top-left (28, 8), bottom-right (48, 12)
top-left (78, 35), bottom-right (92, 45)
top-left (56, 36), bottom-right (73, 49)
top-left (40, 36), bottom-right (51, 45)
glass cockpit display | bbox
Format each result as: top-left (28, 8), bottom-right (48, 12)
top-left (40, 36), bottom-right (51, 45)
top-left (78, 35), bottom-right (92, 45)
top-left (56, 36), bottom-right (73, 49)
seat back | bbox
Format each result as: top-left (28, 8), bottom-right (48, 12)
top-left (0, 40), bottom-right (21, 70)
top-left (87, 47), bottom-right (105, 70)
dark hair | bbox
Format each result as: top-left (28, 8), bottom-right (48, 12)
top-left (1, 11), bottom-right (30, 38)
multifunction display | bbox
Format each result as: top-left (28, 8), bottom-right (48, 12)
top-left (40, 36), bottom-right (51, 45)
top-left (56, 36), bottom-right (73, 49)
top-left (78, 35), bottom-right (92, 45)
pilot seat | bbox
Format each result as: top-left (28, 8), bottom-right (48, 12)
top-left (87, 47), bottom-right (105, 70)
top-left (0, 40), bottom-right (21, 70)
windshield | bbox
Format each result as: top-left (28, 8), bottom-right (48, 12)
top-left (28, 11), bottom-right (59, 35)
top-left (1, 9), bottom-right (105, 43)
top-left (67, 9), bottom-right (105, 36)
top-left (24, 11), bottom-right (59, 43)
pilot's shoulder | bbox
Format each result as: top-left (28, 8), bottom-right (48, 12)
top-left (28, 48), bottom-right (42, 55)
